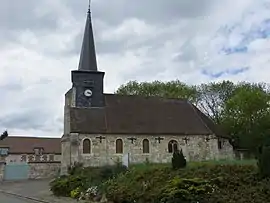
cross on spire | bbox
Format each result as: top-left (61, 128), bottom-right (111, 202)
top-left (88, 0), bottom-right (91, 13)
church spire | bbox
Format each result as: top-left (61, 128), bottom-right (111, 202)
top-left (78, 2), bottom-right (98, 71)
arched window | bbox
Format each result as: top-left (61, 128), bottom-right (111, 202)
top-left (218, 139), bottom-right (223, 150)
top-left (143, 139), bottom-right (150, 153)
top-left (83, 139), bottom-right (91, 154)
top-left (168, 140), bottom-right (178, 153)
top-left (116, 139), bottom-right (123, 154)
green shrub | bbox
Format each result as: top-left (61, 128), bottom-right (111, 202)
top-left (103, 166), bottom-right (174, 203)
top-left (68, 162), bottom-right (84, 175)
top-left (50, 164), bottom-right (127, 198)
top-left (144, 157), bottom-right (150, 165)
top-left (103, 163), bottom-right (270, 203)
top-left (50, 175), bottom-right (84, 197)
top-left (172, 149), bottom-right (186, 169)
top-left (98, 165), bottom-right (127, 181)
top-left (257, 145), bottom-right (270, 178)
top-left (160, 176), bottom-right (216, 203)
top-left (70, 187), bottom-right (81, 199)
top-left (51, 161), bottom-right (270, 203)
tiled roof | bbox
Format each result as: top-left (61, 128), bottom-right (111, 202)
top-left (0, 136), bottom-right (61, 154)
top-left (69, 94), bottom-right (228, 137)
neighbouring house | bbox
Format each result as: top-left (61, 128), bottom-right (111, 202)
top-left (0, 136), bottom-right (61, 163)
top-left (61, 7), bottom-right (235, 174)
top-left (0, 136), bottom-right (61, 181)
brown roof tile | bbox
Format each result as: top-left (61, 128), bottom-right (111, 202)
top-left (70, 94), bottom-right (227, 137)
top-left (0, 137), bottom-right (61, 154)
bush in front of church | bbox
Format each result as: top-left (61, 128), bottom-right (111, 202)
top-left (50, 175), bottom-right (84, 197)
top-left (103, 162), bottom-right (270, 203)
top-left (103, 165), bottom-right (216, 203)
top-left (50, 163), bottom-right (127, 199)
top-left (68, 162), bottom-right (84, 175)
top-left (103, 165), bottom-right (172, 203)
top-left (171, 149), bottom-right (186, 169)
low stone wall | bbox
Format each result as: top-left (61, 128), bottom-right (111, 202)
top-left (0, 162), bottom-right (5, 181)
top-left (28, 161), bottom-right (61, 179)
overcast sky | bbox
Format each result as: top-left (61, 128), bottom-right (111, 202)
top-left (0, 0), bottom-right (270, 137)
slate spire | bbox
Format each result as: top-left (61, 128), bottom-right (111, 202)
top-left (78, 3), bottom-right (97, 71)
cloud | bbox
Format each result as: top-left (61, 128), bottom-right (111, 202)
top-left (202, 67), bottom-right (250, 79)
top-left (1, 0), bottom-right (270, 137)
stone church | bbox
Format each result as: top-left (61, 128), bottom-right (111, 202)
top-left (61, 8), bottom-right (234, 173)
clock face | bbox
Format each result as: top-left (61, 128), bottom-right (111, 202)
top-left (84, 89), bottom-right (92, 97)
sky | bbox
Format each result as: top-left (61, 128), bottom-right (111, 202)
top-left (1, 0), bottom-right (270, 137)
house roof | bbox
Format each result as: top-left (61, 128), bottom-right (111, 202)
top-left (70, 94), bottom-right (228, 138)
top-left (0, 136), bottom-right (61, 154)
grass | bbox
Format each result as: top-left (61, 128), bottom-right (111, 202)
top-left (189, 159), bottom-right (257, 166)
top-left (130, 159), bottom-right (257, 170)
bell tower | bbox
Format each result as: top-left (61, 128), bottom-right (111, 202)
top-left (71, 5), bottom-right (105, 108)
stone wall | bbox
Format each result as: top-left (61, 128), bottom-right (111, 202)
top-left (28, 162), bottom-right (61, 179)
top-left (0, 163), bottom-right (5, 181)
top-left (5, 154), bottom-right (61, 163)
top-left (217, 139), bottom-right (235, 160)
top-left (61, 136), bottom-right (72, 175)
top-left (61, 90), bottom-right (235, 170)
top-left (61, 87), bottom-right (75, 174)
top-left (61, 133), bottom-right (235, 168)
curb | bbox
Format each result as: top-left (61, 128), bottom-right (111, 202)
top-left (0, 189), bottom-right (51, 203)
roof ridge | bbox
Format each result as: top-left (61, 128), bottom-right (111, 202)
top-left (187, 102), bottom-right (213, 135)
top-left (5, 136), bottom-right (61, 139)
top-left (105, 93), bottom-right (189, 102)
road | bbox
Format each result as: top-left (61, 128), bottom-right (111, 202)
top-left (0, 179), bottom-right (79, 203)
top-left (0, 193), bottom-right (34, 203)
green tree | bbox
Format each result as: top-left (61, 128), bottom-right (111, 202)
top-left (116, 80), bottom-right (270, 152)
top-left (171, 150), bottom-right (186, 169)
top-left (257, 145), bottom-right (270, 178)
top-left (196, 81), bottom-right (236, 124)
top-left (116, 80), bottom-right (199, 104)
top-left (0, 130), bottom-right (8, 140)
top-left (222, 83), bottom-right (270, 151)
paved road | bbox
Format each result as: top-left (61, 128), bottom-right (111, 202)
top-left (0, 193), bottom-right (33, 203)
top-left (0, 180), bottom-right (80, 203)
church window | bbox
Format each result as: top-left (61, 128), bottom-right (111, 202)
top-left (143, 139), bottom-right (150, 153)
top-left (33, 147), bottom-right (43, 155)
top-left (168, 140), bottom-right (178, 153)
top-left (218, 139), bottom-right (223, 150)
top-left (83, 139), bottom-right (91, 154)
top-left (0, 148), bottom-right (9, 156)
top-left (116, 139), bottom-right (123, 154)
top-left (49, 155), bottom-right (54, 161)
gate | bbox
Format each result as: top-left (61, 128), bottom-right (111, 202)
top-left (4, 162), bottom-right (30, 181)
